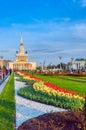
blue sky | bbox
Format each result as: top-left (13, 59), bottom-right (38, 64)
top-left (0, 0), bottom-right (86, 65)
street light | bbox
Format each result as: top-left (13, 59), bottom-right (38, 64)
top-left (59, 56), bottom-right (62, 71)
top-left (0, 56), bottom-right (3, 59)
top-left (71, 57), bottom-right (74, 71)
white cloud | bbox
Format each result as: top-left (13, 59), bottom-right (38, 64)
top-left (0, 19), bottom-right (86, 64)
top-left (81, 0), bottom-right (86, 6)
top-left (72, 0), bottom-right (86, 7)
top-left (71, 23), bottom-right (86, 40)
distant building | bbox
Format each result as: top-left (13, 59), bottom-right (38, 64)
top-left (10, 34), bottom-right (36, 71)
top-left (0, 60), bottom-right (9, 69)
top-left (71, 58), bottom-right (86, 70)
top-left (0, 60), bottom-right (10, 80)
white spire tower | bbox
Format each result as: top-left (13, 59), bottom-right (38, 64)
top-left (20, 32), bottom-right (23, 43)
top-left (20, 32), bottom-right (24, 53)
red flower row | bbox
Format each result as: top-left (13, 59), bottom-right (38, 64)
top-left (20, 72), bottom-right (84, 99)
top-left (44, 82), bottom-right (83, 97)
top-left (22, 73), bottom-right (42, 81)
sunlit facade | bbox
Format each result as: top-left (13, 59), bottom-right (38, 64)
top-left (9, 34), bottom-right (36, 71)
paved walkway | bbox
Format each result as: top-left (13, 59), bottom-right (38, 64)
top-left (15, 77), bottom-right (66, 129)
top-left (0, 76), bottom-right (10, 93)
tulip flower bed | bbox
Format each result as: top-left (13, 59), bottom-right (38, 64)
top-left (15, 72), bottom-right (35, 84)
top-left (30, 73), bottom-right (86, 96)
top-left (15, 72), bottom-right (23, 77)
top-left (17, 72), bottom-right (85, 110)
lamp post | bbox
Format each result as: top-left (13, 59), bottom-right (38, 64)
top-left (71, 57), bottom-right (74, 71)
top-left (50, 62), bottom-right (52, 72)
top-left (40, 63), bottom-right (42, 72)
top-left (59, 56), bottom-right (62, 71)
top-left (0, 56), bottom-right (3, 59)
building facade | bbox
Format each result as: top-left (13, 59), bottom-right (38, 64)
top-left (9, 35), bottom-right (36, 71)
top-left (0, 60), bottom-right (9, 69)
top-left (71, 58), bottom-right (86, 71)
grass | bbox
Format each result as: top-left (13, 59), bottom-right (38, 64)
top-left (31, 74), bottom-right (86, 96)
top-left (58, 75), bottom-right (86, 82)
top-left (0, 73), bottom-right (15, 130)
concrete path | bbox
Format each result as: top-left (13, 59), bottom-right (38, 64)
top-left (15, 77), bottom-right (66, 129)
top-left (0, 76), bottom-right (10, 93)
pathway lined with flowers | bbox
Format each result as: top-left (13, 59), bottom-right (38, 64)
top-left (15, 77), bottom-right (66, 129)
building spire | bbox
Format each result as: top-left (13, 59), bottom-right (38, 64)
top-left (20, 32), bottom-right (24, 53)
top-left (20, 32), bottom-right (23, 44)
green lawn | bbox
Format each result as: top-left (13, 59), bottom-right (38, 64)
top-left (58, 75), bottom-right (86, 82)
top-left (0, 74), bottom-right (15, 130)
top-left (32, 74), bottom-right (86, 96)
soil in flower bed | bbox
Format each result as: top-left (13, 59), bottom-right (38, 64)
top-left (17, 110), bottom-right (85, 130)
